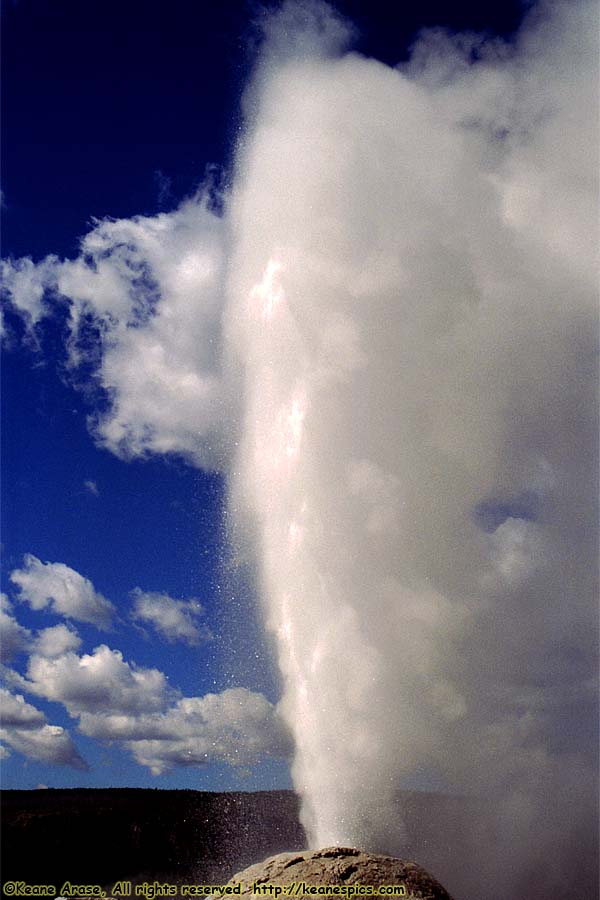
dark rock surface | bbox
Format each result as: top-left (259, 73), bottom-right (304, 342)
top-left (228, 847), bottom-right (454, 900)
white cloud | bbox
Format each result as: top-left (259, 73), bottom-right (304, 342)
top-left (15, 639), bottom-right (288, 775)
top-left (0, 687), bottom-right (46, 728)
top-left (2, 196), bottom-right (231, 470)
top-left (0, 723), bottom-right (87, 769)
top-left (83, 480), bottom-right (99, 496)
top-left (32, 624), bottom-right (82, 658)
top-left (0, 593), bottom-right (31, 663)
top-left (0, 595), bottom-right (282, 777)
top-left (22, 644), bottom-right (172, 716)
top-left (1, 597), bottom-right (81, 660)
top-left (10, 554), bottom-right (115, 629)
top-left (130, 588), bottom-right (212, 646)
top-left (1, 255), bottom-right (59, 328)
top-left (11, 629), bottom-right (291, 775)
top-left (78, 687), bottom-right (292, 775)
top-left (0, 688), bottom-right (86, 770)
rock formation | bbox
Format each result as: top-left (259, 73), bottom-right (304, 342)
top-left (227, 847), bottom-right (454, 900)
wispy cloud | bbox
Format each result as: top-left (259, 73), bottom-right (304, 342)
top-left (130, 588), bottom-right (212, 646)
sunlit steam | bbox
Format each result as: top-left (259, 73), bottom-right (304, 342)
top-left (225, 0), bottom-right (598, 893)
top-left (249, 257), bottom-right (285, 321)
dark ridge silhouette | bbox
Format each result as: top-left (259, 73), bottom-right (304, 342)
top-left (0, 789), bottom-right (305, 888)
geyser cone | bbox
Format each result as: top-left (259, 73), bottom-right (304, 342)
top-left (228, 847), bottom-right (454, 900)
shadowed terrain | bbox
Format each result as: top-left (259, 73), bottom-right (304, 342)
top-left (1, 788), bottom-right (597, 900)
top-left (0, 789), bottom-right (305, 888)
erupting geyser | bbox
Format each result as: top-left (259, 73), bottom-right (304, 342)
top-left (224, 0), bottom-right (598, 892)
top-left (3, 1), bottom-right (597, 897)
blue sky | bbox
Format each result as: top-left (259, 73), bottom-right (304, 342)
top-left (2, 0), bottom-right (292, 789)
top-left (1, 0), bottom-right (596, 815)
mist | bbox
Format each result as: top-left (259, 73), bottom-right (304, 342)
top-left (225, 1), bottom-right (598, 895)
top-left (3, 1), bottom-right (598, 897)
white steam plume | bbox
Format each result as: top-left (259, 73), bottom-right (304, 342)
top-left (225, 0), bottom-right (598, 890)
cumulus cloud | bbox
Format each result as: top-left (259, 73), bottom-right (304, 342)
top-left (79, 687), bottom-right (292, 775)
top-left (83, 479), bottom-right (99, 496)
top-left (0, 592), bottom-right (284, 778)
top-left (2, 195), bottom-right (231, 469)
top-left (0, 687), bottom-right (86, 770)
top-left (0, 723), bottom-right (87, 769)
top-left (31, 624), bottom-right (82, 658)
top-left (12, 640), bottom-right (289, 776)
top-left (1, 597), bottom-right (81, 660)
top-left (10, 554), bottom-right (115, 629)
top-left (0, 593), bottom-right (31, 663)
top-left (130, 588), bottom-right (212, 646)
top-left (22, 644), bottom-right (172, 716)
top-left (0, 687), bottom-right (46, 728)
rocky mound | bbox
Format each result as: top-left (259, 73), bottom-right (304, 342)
top-left (227, 847), bottom-right (454, 900)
